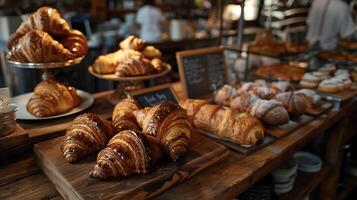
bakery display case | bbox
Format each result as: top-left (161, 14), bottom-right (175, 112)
top-left (0, 1), bottom-right (356, 200)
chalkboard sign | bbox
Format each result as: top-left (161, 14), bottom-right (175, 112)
top-left (129, 85), bottom-right (178, 107)
top-left (176, 46), bottom-right (227, 99)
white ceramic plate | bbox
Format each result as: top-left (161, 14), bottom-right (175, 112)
top-left (11, 90), bottom-right (94, 120)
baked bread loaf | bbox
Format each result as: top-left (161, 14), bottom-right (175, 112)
top-left (27, 80), bottom-right (80, 117)
top-left (134, 102), bottom-right (192, 161)
top-left (274, 92), bottom-right (306, 117)
top-left (93, 49), bottom-right (142, 74)
top-left (112, 97), bottom-right (141, 132)
top-left (141, 45), bottom-right (162, 59)
top-left (62, 113), bottom-right (114, 163)
top-left (295, 89), bottom-right (321, 109)
top-left (119, 35), bottom-right (146, 51)
top-left (90, 129), bottom-right (161, 179)
top-left (248, 86), bottom-right (277, 99)
top-left (8, 7), bottom-right (71, 49)
top-left (180, 99), bottom-right (264, 146)
top-left (230, 92), bottom-right (289, 126)
top-left (8, 30), bottom-right (76, 62)
top-left (115, 57), bottom-right (155, 77)
top-left (271, 81), bottom-right (294, 93)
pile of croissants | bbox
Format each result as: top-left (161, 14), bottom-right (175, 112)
top-left (7, 7), bottom-right (88, 63)
top-left (27, 80), bottom-right (80, 117)
top-left (62, 99), bottom-right (192, 180)
top-left (214, 80), bottom-right (322, 126)
top-left (92, 35), bottom-right (165, 77)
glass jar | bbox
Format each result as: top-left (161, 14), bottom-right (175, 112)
top-left (0, 104), bottom-right (18, 137)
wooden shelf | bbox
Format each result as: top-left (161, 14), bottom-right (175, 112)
top-left (337, 176), bottom-right (357, 200)
top-left (278, 165), bottom-right (332, 200)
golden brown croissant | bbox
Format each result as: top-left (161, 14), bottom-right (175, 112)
top-left (60, 30), bottom-right (88, 58)
top-left (119, 35), bottom-right (146, 51)
top-left (115, 57), bottom-right (155, 77)
top-left (8, 30), bottom-right (75, 62)
top-left (62, 113), bottom-right (114, 163)
top-left (90, 129), bottom-right (161, 179)
top-left (230, 92), bottom-right (289, 126)
top-left (112, 97), bottom-right (141, 132)
top-left (151, 58), bottom-right (164, 73)
top-left (133, 102), bottom-right (192, 161)
top-left (27, 80), bottom-right (80, 117)
top-left (141, 45), bottom-right (162, 59)
top-left (8, 7), bottom-right (71, 49)
top-left (93, 49), bottom-right (142, 74)
top-left (274, 92), bottom-right (306, 117)
top-left (179, 99), bottom-right (264, 146)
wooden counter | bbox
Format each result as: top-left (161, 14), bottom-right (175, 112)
top-left (0, 82), bottom-right (356, 200)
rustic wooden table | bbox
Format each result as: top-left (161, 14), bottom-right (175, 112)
top-left (0, 82), bottom-right (356, 200)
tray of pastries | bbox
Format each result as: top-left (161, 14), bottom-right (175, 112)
top-left (89, 35), bottom-right (171, 81)
top-left (318, 50), bottom-right (357, 64)
top-left (11, 80), bottom-right (93, 120)
top-left (256, 63), bottom-right (306, 81)
top-left (6, 7), bottom-right (88, 67)
top-left (34, 99), bottom-right (228, 199)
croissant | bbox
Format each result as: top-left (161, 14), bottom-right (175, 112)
top-left (214, 84), bottom-right (238, 106)
top-left (141, 45), bottom-right (162, 59)
top-left (151, 58), bottom-right (164, 73)
top-left (27, 80), bottom-right (80, 117)
top-left (93, 49), bottom-right (142, 74)
top-left (230, 92), bottom-right (289, 126)
top-left (112, 97), bottom-right (141, 132)
top-left (115, 57), bottom-right (155, 77)
top-left (90, 130), bottom-right (161, 179)
top-left (8, 30), bottom-right (75, 63)
top-left (179, 99), bottom-right (264, 146)
top-left (8, 7), bottom-right (71, 49)
top-left (274, 92), bottom-right (306, 117)
top-left (60, 30), bottom-right (88, 58)
top-left (133, 102), bottom-right (192, 161)
top-left (62, 113), bottom-right (114, 163)
top-left (119, 35), bottom-right (146, 51)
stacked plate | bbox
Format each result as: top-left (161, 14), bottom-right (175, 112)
top-left (271, 158), bottom-right (298, 194)
top-left (238, 175), bottom-right (273, 200)
top-left (294, 152), bottom-right (322, 173)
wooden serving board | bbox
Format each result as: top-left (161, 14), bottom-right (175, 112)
top-left (305, 101), bottom-right (333, 116)
top-left (265, 114), bottom-right (314, 138)
top-left (34, 131), bottom-right (228, 200)
top-left (199, 130), bottom-right (275, 155)
top-left (0, 124), bottom-right (29, 159)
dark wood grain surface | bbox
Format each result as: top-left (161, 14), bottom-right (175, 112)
top-left (34, 131), bottom-right (229, 200)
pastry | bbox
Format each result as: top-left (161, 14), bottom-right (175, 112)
top-left (8, 30), bottom-right (76, 62)
top-left (318, 79), bottom-right (342, 93)
top-left (90, 129), bottom-right (161, 179)
top-left (8, 7), bottom-right (71, 49)
top-left (151, 58), bottom-right (164, 73)
top-left (214, 84), bottom-right (238, 106)
top-left (134, 102), bottom-right (192, 161)
top-left (230, 92), bottom-right (289, 126)
top-left (60, 30), bottom-right (88, 58)
top-left (119, 35), bottom-right (146, 51)
top-left (92, 49), bottom-right (142, 74)
top-left (299, 80), bottom-right (319, 89)
top-left (141, 45), bottom-right (162, 59)
top-left (180, 99), bottom-right (264, 146)
top-left (248, 86), bottom-right (277, 99)
top-left (274, 92), bottom-right (306, 116)
top-left (27, 80), bottom-right (80, 117)
top-left (295, 89), bottom-right (321, 109)
top-left (318, 64), bottom-right (336, 74)
top-left (62, 113), bottom-right (114, 163)
top-left (271, 81), bottom-right (294, 93)
top-left (112, 97), bottom-right (141, 132)
top-left (115, 57), bottom-right (155, 77)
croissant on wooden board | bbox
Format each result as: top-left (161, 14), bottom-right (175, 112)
top-left (133, 102), bottom-right (192, 162)
top-left (90, 129), bottom-right (162, 179)
top-left (179, 99), bottom-right (264, 146)
top-left (8, 7), bottom-right (71, 49)
top-left (119, 35), bottom-right (146, 51)
top-left (27, 80), bottom-right (80, 117)
top-left (274, 92), bottom-right (306, 117)
top-left (115, 57), bottom-right (155, 77)
top-left (8, 30), bottom-right (76, 63)
top-left (62, 113), bottom-right (114, 163)
top-left (92, 49), bottom-right (142, 74)
top-left (230, 92), bottom-right (289, 126)
top-left (112, 97), bottom-right (141, 132)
